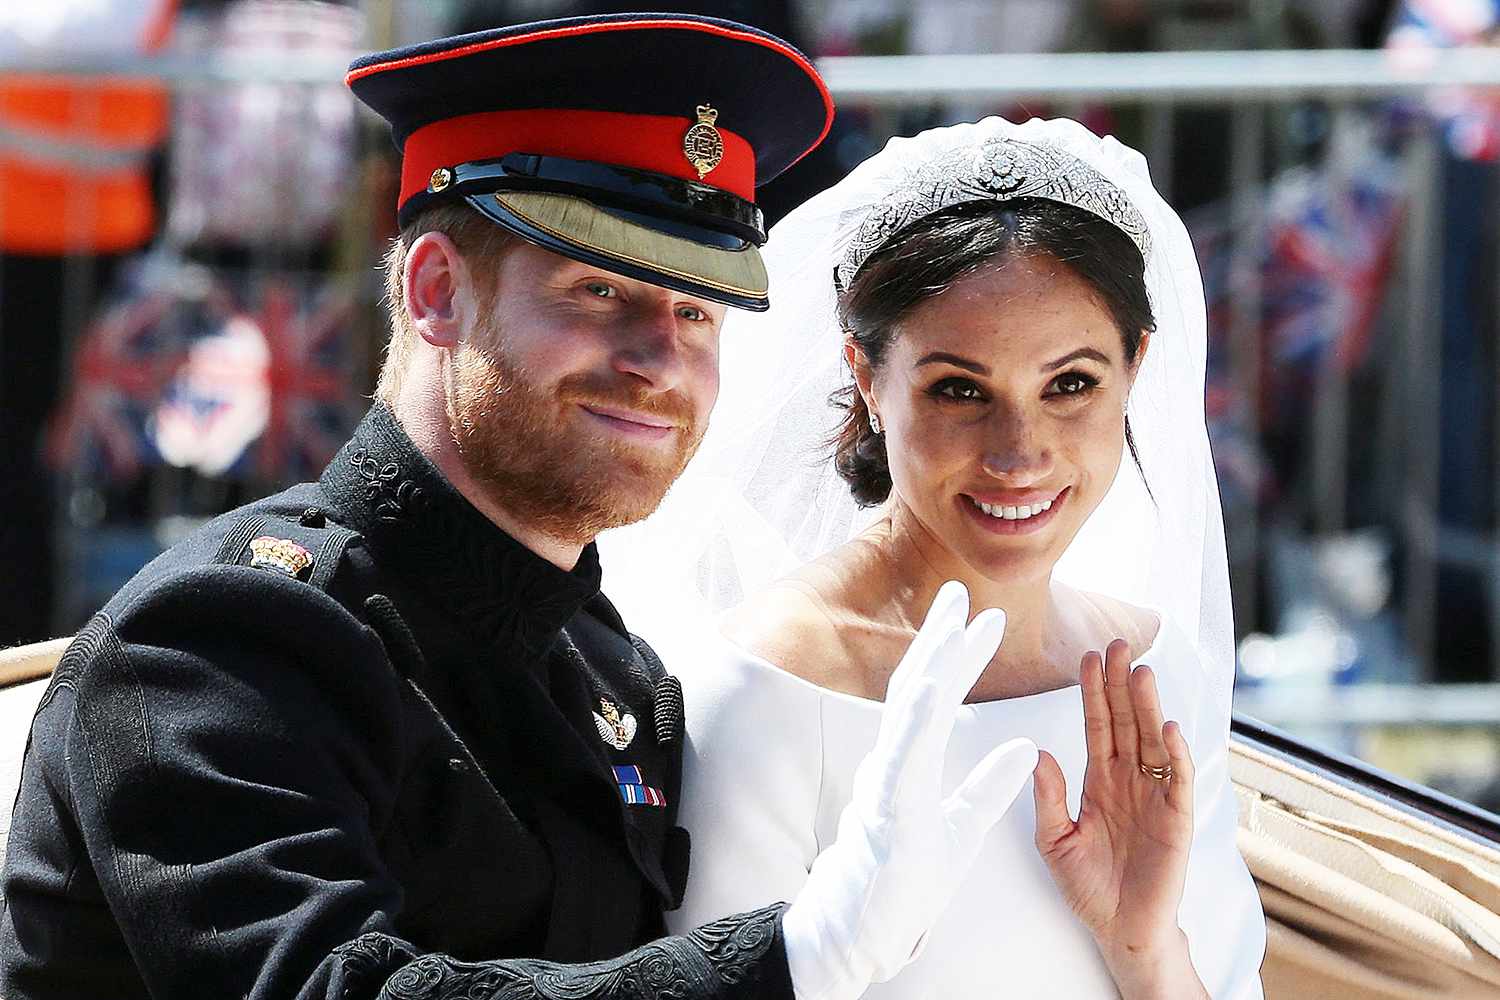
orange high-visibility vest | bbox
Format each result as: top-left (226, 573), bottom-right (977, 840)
top-left (0, 1), bottom-right (175, 255)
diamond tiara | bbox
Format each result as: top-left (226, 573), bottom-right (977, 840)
top-left (835, 136), bottom-right (1152, 292)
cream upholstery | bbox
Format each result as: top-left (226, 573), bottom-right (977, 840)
top-left (0, 638), bottom-right (68, 870)
top-left (0, 638), bottom-right (66, 690)
top-left (1233, 739), bottom-right (1500, 998)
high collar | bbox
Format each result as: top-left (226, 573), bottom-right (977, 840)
top-left (319, 404), bottom-right (602, 657)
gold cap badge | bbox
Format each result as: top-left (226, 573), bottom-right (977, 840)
top-left (682, 104), bottom-right (724, 180)
top-left (248, 536), bottom-right (314, 579)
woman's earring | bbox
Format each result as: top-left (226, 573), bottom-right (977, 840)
top-left (869, 412), bottom-right (882, 435)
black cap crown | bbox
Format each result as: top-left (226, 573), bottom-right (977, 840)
top-left (347, 13), bottom-right (835, 310)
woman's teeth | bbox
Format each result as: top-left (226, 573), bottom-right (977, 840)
top-left (970, 496), bottom-right (1054, 521)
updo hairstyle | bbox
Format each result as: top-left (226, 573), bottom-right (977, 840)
top-left (830, 197), bottom-right (1155, 507)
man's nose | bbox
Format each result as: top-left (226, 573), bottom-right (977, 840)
top-left (611, 299), bottom-right (687, 389)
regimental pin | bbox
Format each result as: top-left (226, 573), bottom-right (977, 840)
top-left (682, 104), bottom-right (724, 180)
top-left (429, 167), bottom-right (453, 192)
top-left (593, 697), bottom-right (638, 751)
top-left (247, 536), bottom-right (314, 579)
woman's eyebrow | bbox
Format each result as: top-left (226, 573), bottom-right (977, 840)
top-left (1043, 347), bottom-right (1111, 371)
top-left (913, 347), bottom-right (1112, 374)
top-left (914, 351), bottom-right (989, 374)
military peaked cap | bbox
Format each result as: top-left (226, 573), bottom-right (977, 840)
top-left (347, 12), bottom-right (835, 311)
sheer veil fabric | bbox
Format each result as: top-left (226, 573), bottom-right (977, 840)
top-left (599, 115), bottom-right (1235, 718)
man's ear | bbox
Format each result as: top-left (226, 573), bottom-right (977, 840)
top-left (404, 232), bottom-right (472, 349)
top-left (844, 339), bottom-right (878, 414)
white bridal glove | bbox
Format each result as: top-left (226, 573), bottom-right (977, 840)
top-left (781, 581), bottom-right (1040, 1000)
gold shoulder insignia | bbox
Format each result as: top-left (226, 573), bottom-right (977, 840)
top-left (248, 536), bottom-right (314, 579)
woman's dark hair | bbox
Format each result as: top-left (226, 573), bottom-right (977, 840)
top-left (830, 197), bottom-right (1155, 507)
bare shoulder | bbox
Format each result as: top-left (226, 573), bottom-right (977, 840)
top-left (718, 571), bottom-right (862, 694)
top-left (1066, 586), bottom-right (1162, 660)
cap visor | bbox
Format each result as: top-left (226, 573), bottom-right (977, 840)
top-left (467, 190), bottom-right (769, 311)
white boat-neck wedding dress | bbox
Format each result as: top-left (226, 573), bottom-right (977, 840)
top-left (661, 608), bottom-right (1266, 999)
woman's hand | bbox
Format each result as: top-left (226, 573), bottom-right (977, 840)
top-left (783, 582), bottom-right (1039, 1000)
top-left (1032, 639), bottom-right (1208, 999)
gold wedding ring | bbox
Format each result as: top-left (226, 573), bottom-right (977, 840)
top-left (1139, 762), bottom-right (1173, 781)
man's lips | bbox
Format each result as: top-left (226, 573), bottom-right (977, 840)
top-left (579, 404), bottom-right (677, 441)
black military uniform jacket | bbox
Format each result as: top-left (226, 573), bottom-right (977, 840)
top-left (0, 405), bottom-right (792, 1000)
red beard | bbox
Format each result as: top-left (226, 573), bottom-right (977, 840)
top-left (447, 341), bottom-right (703, 545)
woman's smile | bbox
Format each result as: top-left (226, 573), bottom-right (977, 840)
top-left (957, 486), bottom-right (1070, 535)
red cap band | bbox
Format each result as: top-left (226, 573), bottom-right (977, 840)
top-left (399, 108), bottom-right (756, 212)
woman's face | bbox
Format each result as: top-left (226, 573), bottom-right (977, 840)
top-left (857, 252), bottom-right (1145, 585)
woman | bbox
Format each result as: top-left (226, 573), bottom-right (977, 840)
top-left (602, 116), bottom-right (1265, 997)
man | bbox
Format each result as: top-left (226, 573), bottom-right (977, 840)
top-left (1, 13), bottom-right (1035, 1000)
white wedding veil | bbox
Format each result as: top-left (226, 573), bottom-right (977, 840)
top-left (600, 115), bottom-right (1236, 715)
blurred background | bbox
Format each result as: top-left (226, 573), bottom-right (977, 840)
top-left (2, 0), bottom-right (1498, 809)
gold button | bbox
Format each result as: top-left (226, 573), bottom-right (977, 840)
top-left (429, 167), bottom-right (453, 192)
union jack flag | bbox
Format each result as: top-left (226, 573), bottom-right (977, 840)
top-left (49, 254), bottom-right (365, 485)
top-left (243, 277), bottom-right (362, 482)
top-left (1388, 0), bottom-right (1500, 161)
top-left (1191, 143), bottom-right (1405, 508)
top-left (47, 260), bottom-right (180, 479)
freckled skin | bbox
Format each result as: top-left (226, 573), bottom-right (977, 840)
top-left (862, 252), bottom-right (1145, 589)
top-left (479, 240), bottom-right (726, 448)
